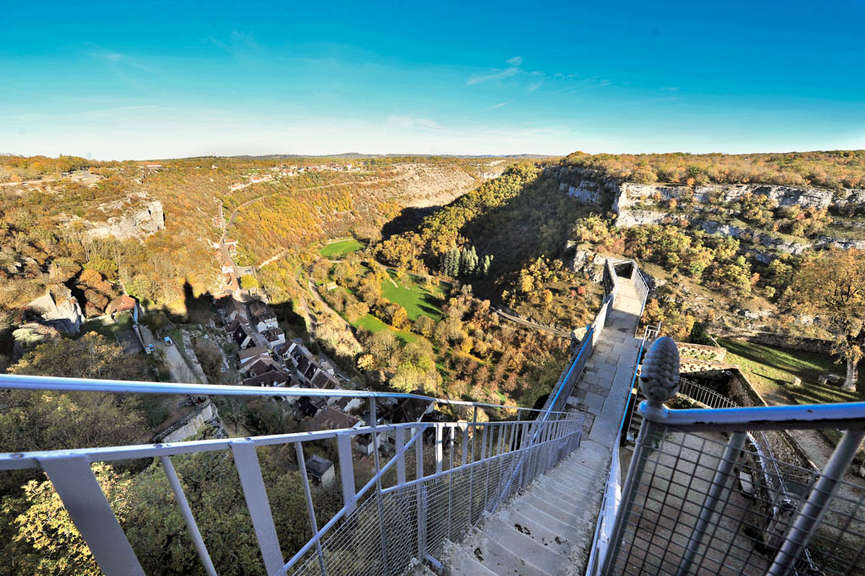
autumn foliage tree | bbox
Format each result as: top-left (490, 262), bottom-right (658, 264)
top-left (790, 248), bottom-right (865, 391)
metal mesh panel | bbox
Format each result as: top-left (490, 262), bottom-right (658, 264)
top-left (611, 426), bottom-right (865, 576)
top-left (287, 429), bottom-right (580, 576)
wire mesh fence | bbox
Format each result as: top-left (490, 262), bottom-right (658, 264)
top-left (608, 425), bottom-right (865, 576)
top-left (287, 422), bottom-right (582, 576)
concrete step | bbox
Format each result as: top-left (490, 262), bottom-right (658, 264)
top-left (408, 559), bottom-right (439, 575)
top-left (442, 539), bottom-right (498, 576)
top-left (481, 516), bottom-right (566, 575)
top-left (517, 498), bottom-right (584, 535)
top-left (535, 477), bottom-right (595, 510)
top-left (496, 506), bottom-right (571, 555)
top-left (533, 476), bottom-right (584, 505)
top-left (461, 526), bottom-right (553, 576)
top-left (522, 491), bottom-right (581, 526)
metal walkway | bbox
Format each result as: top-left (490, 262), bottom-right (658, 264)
top-left (440, 276), bottom-right (644, 575)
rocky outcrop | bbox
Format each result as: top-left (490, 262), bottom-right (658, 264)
top-left (12, 322), bottom-right (60, 358)
top-left (74, 269), bottom-right (121, 317)
top-left (27, 285), bottom-right (83, 334)
top-left (569, 246), bottom-right (605, 282)
top-left (697, 220), bottom-right (865, 256)
top-left (697, 221), bottom-right (814, 255)
top-left (549, 165), bottom-right (618, 207)
top-left (616, 182), bottom-right (855, 211)
top-left (560, 180), bottom-right (602, 204)
top-left (612, 181), bottom-right (865, 229)
top-left (388, 162), bottom-right (506, 209)
top-left (616, 208), bottom-right (669, 228)
top-left (85, 200), bottom-right (165, 241)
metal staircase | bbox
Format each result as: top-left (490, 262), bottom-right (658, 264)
top-left (4, 257), bottom-right (863, 575)
top-left (440, 439), bottom-right (609, 576)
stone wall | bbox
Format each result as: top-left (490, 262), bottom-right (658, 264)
top-left (155, 401), bottom-right (223, 443)
top-left (678, 342), bottom-right (727, 363)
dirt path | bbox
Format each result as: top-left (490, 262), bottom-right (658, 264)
top-left (491, 305), bottom-right (572, 337)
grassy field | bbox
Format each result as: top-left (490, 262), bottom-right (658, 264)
top-left (718, 338), bottom-right (864, 405)
top-left (81, 312), bottom-right (133, 339)
top-left (320, 238), bottom-right (364, 259)
top-left (352, 313), bottom-right (418, 343)
top-left (380, 271), bottom-right (447, 322)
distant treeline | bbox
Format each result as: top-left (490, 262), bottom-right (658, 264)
top-left (563, 150), bottom-right (865, 190)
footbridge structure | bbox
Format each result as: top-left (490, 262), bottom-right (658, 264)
top-left (2, 259), bottom-right (865, 576)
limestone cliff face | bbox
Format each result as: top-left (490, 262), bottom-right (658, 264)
top-left (85, 200), bottom-right (165, 241)
top-left (549, 165), bottom-right (617, 207)
top-left (558, 170), bottom-right (865, 260)
top-left (27, 286), bottom-right (83, 334)
top-left (612, 182), bottom-right (865, 227)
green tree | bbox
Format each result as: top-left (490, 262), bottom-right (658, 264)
top-left (2, 464), bottom-right (131, 576)
top-left (2, 333), bottom-right (149, 455)
top-left (460, 246), bottom-right (478, 277)
top-left (481, 254), bottom-right (493, 277)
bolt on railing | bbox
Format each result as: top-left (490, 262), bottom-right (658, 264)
top-left (597, 337), bottom-right (865, 576)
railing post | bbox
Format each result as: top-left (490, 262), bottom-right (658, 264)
top-left (416, 424), bottom-right (426, 558)
top-left (447, 425), bottom-right (455, 540)
top-left (160, 456), bottom-right (218, 576)
top-left (39, 456), bottom-right (146, 576)
top-left (394, 427), bottom-right (407, 485)
top-left (481, 425), bottom-right (490, 511)
top-left (337, 433), bottom-right (357, 514)
top-left (675, 431), bottom-right (746, 576)
top-left (468, 408), bottom-right (477, 522)
top-left (231, 441), bottom-right (285, 576)
top-left (434, 423), bottom-right (443, 474)
top-left (600, 337), bottom-right (679, 576)
top-left (519, 420), bottom-right (529, 488)
top-left (368, 398), bottom-right (389, 575)
top-left (295, 443), bottom-right (327, 576)
top-left (767, 427), bottom-right (865, 576)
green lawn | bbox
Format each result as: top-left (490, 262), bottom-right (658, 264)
top-left (718, 338), bottom-right (864, 405)
top-left (319, 238), bottom-right (364, 259)
top-left (352, 313), bottom-right (418, 343)
top-left (380, 271), bottom-right (446, 321)
top-left (81, 312), bottom-right (133, 339)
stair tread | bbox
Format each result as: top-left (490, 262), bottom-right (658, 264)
top-left (517, 499), bottom-right (582, 534)
top-left (464, 527), bottom-right (553, 576)
top-left (442, 540), bottom-right (498, 576)
top-left (483, 516), bottom-right (567, 573)
top-left (498, 507), bottom-right (571, 555)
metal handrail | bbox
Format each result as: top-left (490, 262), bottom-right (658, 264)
top-left (0, 373), bottom-right (568, 417)
top-left (600, 337), bottom-right (865, 576)
top-left (642, 399), bottom-right (865, 432)
top-left (584, 326), bottom-right (649, 576)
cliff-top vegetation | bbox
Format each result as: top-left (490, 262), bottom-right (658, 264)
top-left (564, 150), bottom-right (865, 190)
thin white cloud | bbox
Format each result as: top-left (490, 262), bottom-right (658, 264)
top-left (506, 56), bottom-right (523, 66)
top-left (467, 66), bottom-right (520, 86)
top-left (491, 102), bottom-right (508, 109)
top-left (86, 49), bottom-right (155, 73)
top-left (385, 115), bottom-right (441, 130)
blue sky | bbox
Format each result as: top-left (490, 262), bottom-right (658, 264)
top-left (2, 1), bottom-right (865, 159)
